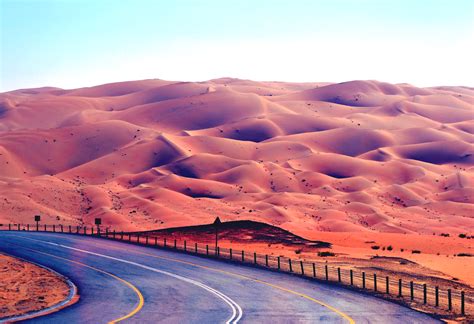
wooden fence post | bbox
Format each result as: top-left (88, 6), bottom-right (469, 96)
top-left (229, 248), bottom-right (232, 259)
top-left (265, 255), bottom-right (269, 267)
top-left (350, 270), bottom-right (353, 286)
top-left (423, 284), bottom-right (427, 304)
top-left (68, 225), bottom-right (71, 233)
top-left (8, 224), bottom-right (11, 231)
top-left (410, 281), bottom-right (414, 300)
top-left (325, 265), bottom-right (329, 281)
top-left (53, 225), bottom-right (56, 232)
top-left (27, 224), bottom-right (30, 231)
top-left (289, 259), bottom-right (293, 272)
top-left (254, 252), bottom-right (257, 264)
top-left (338, 268), bottom-right (341, 282)
top-left (363, 272), bottom-right (366, 289)
top-left (174, 239), bottom-right (177, 249)
top-left (386, 276), bottom-right (389, 294)
top-left (300, 261), bottom-right (305, 275)
top-left (206, 245), bottom-right (209, 255)
top-left (448, 289), bottom-right (452, 311)
top-left (242, 250), bottom-right (244, 262)
top-left (374, 274), bottom-right (377, 291)
top-left (146, 236), bottom-right (149, 245)
top-left (398, 279), bottom-right (402, 297)
top-left (155, 237), bottom-right (158, 246)
top-left (461, 291), bottom-right (465, 315)
top-left (277, 256), bottom-right (280, 270)
top-left (184, 240), bottom-right (186, 251)
top-left (313, 263), bottom-right (316, 278)
top-left (195, 243), bottom-right (198, 253)
top-left (435, 286), bottom-right (439, 306)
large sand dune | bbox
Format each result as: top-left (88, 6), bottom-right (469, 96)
top-left (0, 78), bottom-right (473, 236)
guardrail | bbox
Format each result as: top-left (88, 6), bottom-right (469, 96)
top-left (1, 223), bottom-right (471, 318)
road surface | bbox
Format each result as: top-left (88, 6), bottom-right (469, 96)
top-left (0, 232), bottom-right (439, 323)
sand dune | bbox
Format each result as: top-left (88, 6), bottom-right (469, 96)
top-left (0, 78), bottom-right (472, 235)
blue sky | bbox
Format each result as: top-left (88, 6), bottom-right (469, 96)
top-left (1, 0), bottom-right (473, 91)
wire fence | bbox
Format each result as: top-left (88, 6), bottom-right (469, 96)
top-left (1, 223), bottom-right (471, 317)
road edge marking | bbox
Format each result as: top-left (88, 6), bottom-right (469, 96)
top-left (51, 243), bottom-right (243, 324)
top-left (9, 236), bottom-right (243, 324)
top-left (8, 246), bottom-right (144, 324)
top-left (88, 239), bottom-right (356, 324)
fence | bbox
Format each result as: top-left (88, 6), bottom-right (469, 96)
top-left (1, 223), bottom-right (471, 318)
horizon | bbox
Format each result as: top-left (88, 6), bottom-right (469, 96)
top-left (2, 76), bottom-right (471, 93)
top-left (1, 0), bottom-right (474, 91)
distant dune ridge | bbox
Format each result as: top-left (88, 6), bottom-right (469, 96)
top-left (0, 78), bottom-right (473, 236)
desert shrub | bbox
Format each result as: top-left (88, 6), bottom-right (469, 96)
top-left (440, 233), bottom-right (450, 237)
top-left (457, 253), bottom-right (472, 257)
top-left (295, 248), bottom-right (302, 254)
top-left (458, 233), bottom-right (467, 238)
top-left (371, 245), bottom-right (380, 250)
top-left (318, 251), bottom-right (335, 257)
top-left (387, 245), bottom-right (393, 251)
top-left (412, 250), bottom-right (421, 254)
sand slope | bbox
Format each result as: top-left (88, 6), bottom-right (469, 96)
top-left (0, 78), bottom-right (473, 235)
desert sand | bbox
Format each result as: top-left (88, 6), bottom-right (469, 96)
top-left (0, 78), bottom-right (472, 285)
top-left (0, 253), bottom-right (73, 319)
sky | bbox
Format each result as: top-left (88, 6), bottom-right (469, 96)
top-left (1, 0), bottom-right (473, 91)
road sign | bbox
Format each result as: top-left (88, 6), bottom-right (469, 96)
top-left (95, 218), bottom-right (102, 225)
top-left (34, 215), bottom-right (41, 222)
top-left (214, 217), bottom-right (221, 254)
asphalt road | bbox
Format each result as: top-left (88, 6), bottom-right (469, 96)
top-left (0, 232), bottom-right (440, 323)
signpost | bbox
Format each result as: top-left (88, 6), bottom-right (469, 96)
top-left (95, 218), bottom-right (101, 234)
top-left (213, 217), bottom-right (221, 255)
top-left (34, 215), bottom-right (41, 231)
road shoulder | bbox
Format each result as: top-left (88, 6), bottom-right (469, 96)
top-left (0, 252), bottom-right (78, 322)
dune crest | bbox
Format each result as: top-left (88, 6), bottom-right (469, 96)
top-left (0, 79), bottom-right (473, 235)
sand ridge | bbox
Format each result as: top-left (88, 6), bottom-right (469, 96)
top-left (0, 78), bottom-right (472, 236)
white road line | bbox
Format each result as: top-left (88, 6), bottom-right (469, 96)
top-left (8, 235), bottom-right (243, 324)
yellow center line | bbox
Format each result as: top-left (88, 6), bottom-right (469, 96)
top-left (20, 246), bottom-right (144, 324)
top-left (97, 240), bottom-right (355, 324)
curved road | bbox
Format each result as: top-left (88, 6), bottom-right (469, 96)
top-left (0, 232), bottom-right (439, 323)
